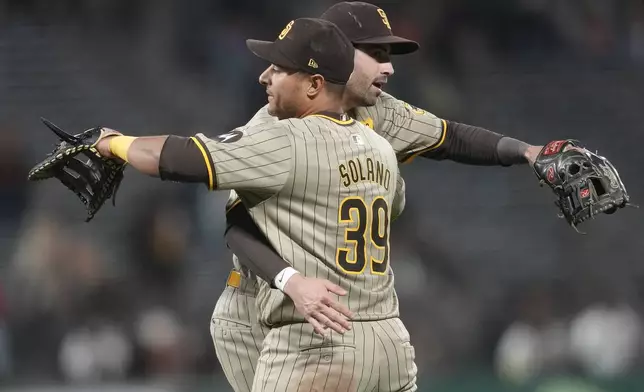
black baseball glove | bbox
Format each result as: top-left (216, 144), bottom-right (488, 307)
top-left (533, 139), bottom-right (635, 232)
top-left (27, 119), bottom-right (126, 222)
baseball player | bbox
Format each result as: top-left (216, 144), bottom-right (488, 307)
top-left (214, 2), bottom-right (550, 391)
top-left (90, 17), bottom-right (416, 391)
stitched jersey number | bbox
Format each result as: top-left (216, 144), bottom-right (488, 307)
top-left (336, 197), bottom-right (390, 275)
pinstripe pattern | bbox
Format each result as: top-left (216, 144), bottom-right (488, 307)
top-left (210, 98), bottom-right (432, 390)
top-left (210, 106), bottom-right (275, 392)
top-left (237, 116), bottom-right (402, 325)
top-left (195, 125), bottom-right (292, 202)
top-left (251, 318), bottom-right (415, 392)
top-left (234, 115), bottom-right (415, 390)
top-left (351, 92), bottom-right (445, 163)
top-left (210, 279), bottom-right (269, 392)
top-left (223, 105), bottom-right (276, 277)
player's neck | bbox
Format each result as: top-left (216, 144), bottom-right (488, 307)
top-left (341, 95), bottom-right (360, 112)
top-left (297, 96), bottom-right (344, 119)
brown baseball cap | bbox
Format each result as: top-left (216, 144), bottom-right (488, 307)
top-left (320, 2), bottom-right (419, 55)
top-left (246, 18), bottom-right (354, 85)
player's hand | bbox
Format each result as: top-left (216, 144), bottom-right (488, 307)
top-left (93, 128), bottom-right (123, 159)
top-left (525, 143), bottom-right (588, 166)
top-left (283, 274), bottom-right (354, 336)
top-left (524, 145), bottom-right (542, 166)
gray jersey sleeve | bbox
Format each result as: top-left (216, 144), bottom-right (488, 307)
top-left (391, 168), bottom-right (406, 221)
top-left (193, 123), bottom-right (292, 194)
top-left (354, 92), bottom-right (447, 163)
top-left (247, 104), bottom-right (274, 125)
top-left (225, 105), bottom-right (279, 202)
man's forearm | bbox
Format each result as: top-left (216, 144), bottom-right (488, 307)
top-left (99, 134), bottom-right (168, 176)
top-left (119, 136), bottom-right (168, 176)
top-left (98, 133), bottom-right (211, 185)
top-left (225, 224), bottom-right (291, 287)
top-left (225, 201), bottom-right (292, 288)
top-left (423, 121), bottom-right (532, 166)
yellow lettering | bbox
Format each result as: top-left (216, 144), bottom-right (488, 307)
top-left (377, 9), bottom-right (391, 30)
top-left (403, 102), bottom-right (426, 115)
top-left (278, 21), bottom-right (294, 40)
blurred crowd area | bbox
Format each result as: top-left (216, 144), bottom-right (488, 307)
top-left (1, 0), bottom-right (644, 391)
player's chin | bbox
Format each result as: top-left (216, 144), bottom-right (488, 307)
top-left (270, 108), bottom-right (290, 120)
top-left (266, 102), bottom-right (277, 116)
top-left (361, 89), bottom-right (380, 106)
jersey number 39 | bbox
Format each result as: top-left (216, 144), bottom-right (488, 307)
top-left (336, 197), bottom-right (389, 275)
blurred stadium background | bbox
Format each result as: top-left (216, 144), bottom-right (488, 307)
top-left (1, 0), bottom-right (644, 391)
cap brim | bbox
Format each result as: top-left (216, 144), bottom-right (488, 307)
top-left (246, 39), bottom-right (300, 69)
top-left (352, 35), bottom-right (420, 55)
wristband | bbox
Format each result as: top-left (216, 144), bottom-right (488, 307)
top-left (497, 136), bottom-right (530, 166)
top-left (274, 267), bottom-right (300, 292)
top-left (109, 136), bottom-right (137, 162)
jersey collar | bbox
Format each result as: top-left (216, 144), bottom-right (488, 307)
top-left (309, 111), bottom-right (355, 126)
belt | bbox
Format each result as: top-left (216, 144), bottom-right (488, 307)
top-left (226, 270), bottom-right (241, 288)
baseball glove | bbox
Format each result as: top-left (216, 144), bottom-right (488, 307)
top-left (533, 139), bottom-right (635, 232)
top-left (27, 118), bottom-right (126, 222)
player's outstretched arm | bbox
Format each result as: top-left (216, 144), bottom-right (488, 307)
top-left (94, 131), bottom-right (212, 183)
top-left (95, 132), bottom-right (169, 176)
top-left (369, 94), bottom-right (544, 167)
top-left (421, 121), bottom-right (542, 166)
top-left (95, 124), bottom-right (293, 193)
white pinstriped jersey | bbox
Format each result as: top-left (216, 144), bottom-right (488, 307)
top-left (195, 114), bottom-right (404, 325)
top-left (350, 92), bottom-right (446, 163)
top-left (223, 90), bottom-right (443, 221)
top-left (236, 92), bottom-right (446, 164)
top-left (224, 107), bottom-right (280, 280)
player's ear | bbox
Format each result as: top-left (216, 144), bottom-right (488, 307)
top-left (307, 74), bottom-right (325, 98)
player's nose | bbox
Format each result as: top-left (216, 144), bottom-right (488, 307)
top-left (259, 66), bottom-right (271, 86)
top-left (381, 62), bottom-right (394, 77)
